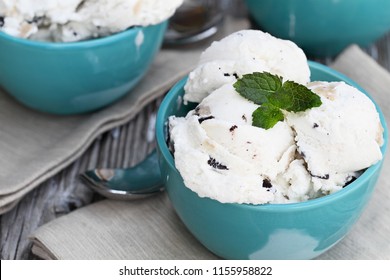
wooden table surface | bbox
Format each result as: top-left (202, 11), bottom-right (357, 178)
top-left (1, 6), bottom-right (390, 260)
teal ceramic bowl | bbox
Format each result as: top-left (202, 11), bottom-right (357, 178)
top-left (156, 61), bottom-right (388, 260)
top-left (0, 21), bottom-right (167, 114)
top-left (245, 0), bottom-right (390, 57)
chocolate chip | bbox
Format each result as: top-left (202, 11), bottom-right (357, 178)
top-left (207, 157), bottom-right (228, 170)
top-left (0, 16), bottom-right (4, 28)
top-left (344, 175), bottom-right (357, 186)
top-left (194, 106), bottom-right (200, 116)
top-left (194, 105), bottom-right (211, 117)
top-left (166, 122), bottom-right (175, 155)
top-left (313, 123), bottom-right (319, 128)
top-left (222, 71), bottom-right (238, 79)
top-left (229, 125), bottom-right (238, 132)
top-left (198, 116), bottom-right (214, 124)
top-left (309, 172), bottom-right (329, 180)
top-left (242, 114), bottom-right (247, 122)
top-left (73, 31), bottom-right (78, 37)
top-left (262, 179), bottom-right (272, 189)
top-left (27, 16), bottom-right (44, 24)
top-left (76, 0), bottom-right (87, 12)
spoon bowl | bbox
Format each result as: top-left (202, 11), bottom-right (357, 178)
top-left (80, 149), bottom-right (164, 200)
top-left (164, 0), bottom-right (226, 46)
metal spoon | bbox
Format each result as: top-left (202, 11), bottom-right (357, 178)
top-left (81, 1), bottom-right (229, 199)
top-left (79, 149), bottom-right (164, 200)
top-left (163, 0), bottom-right (226, 46)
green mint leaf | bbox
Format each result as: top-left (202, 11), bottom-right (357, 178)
top-left (269, 81), bottom-right (322, 112)
top-left (234, 72), bottom-right (323, 130)
top-left (233, 72), bottom-right (283, 105)
top-left (252, 103), bottom-right (284, 129)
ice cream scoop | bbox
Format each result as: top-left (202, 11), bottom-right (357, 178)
top-left (184, 29), bottom-right (311, 103)
top-left (170, 76), bottom-right (384, 204)
top-left (168, 28), bottom-right (384, 205)
top-left (286, 81), bottom-right (384, 194)
top-left (169, 84), bottom-right (298, 204)
top-left (0, 0), bottom-right (183, 42)
top-left (155, 71), bottom-right (387, 259)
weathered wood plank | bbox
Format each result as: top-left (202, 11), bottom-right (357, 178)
top-left (0, 98), bottom-right (162, 259)
top-left (1, 2), bottom-right (389, 258)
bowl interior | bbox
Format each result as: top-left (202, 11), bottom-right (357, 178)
top-left (156, 61), bottom-right (388, 208)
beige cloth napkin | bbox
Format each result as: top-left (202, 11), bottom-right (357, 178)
top-left (30, 45), bottom-right (390, 260)
top-left (0, 18), bottom-right (249, 215)
top-left (0, 51), bottom-right (197, 214)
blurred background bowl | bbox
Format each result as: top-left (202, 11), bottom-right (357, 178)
top-left (245, 0), bottom-right (390, 57)
top-left (0, 21), bottom-right (167, 115)
top-left (156, 61), bottom-right (388, 259)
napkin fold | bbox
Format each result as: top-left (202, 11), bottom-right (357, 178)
top-left (30, 45), bottom-right (390, 260)
top-left (0, 17), bottom-right (249, 215)
top-left (0, 50), bottom-right (194, 214)
top-left (32, 194), bottom-right (218, 260)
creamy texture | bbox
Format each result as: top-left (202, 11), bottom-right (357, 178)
top-left (184, 30), bottom-right (311, 104)
top-left (286, 81), bottom-right (384, 194)
top-left (169, 84), bottom-right (299, 204)
top-left (169, 81), bottom-right (383, 204)
top-left (168, 30), bottom-right (383, 205)
top-left (0, 0), bottom-right (183, 42)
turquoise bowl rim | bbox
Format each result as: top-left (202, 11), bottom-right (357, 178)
top-left (156, 60), bottom-right (388, 212)
top-left (0, 24), bottom-right (154, 49)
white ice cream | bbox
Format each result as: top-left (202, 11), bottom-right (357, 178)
top-left (286, 81), bottom-right (384, 194)
top-left (169, 84), bottom-right (300, 204)
top-left (0, 0), bottom-right (183, 42)
top-left (170, 81), bottom-right (384, 204)
top-left (184, 30), bottom-right (311, 104)
top-left (168, 31), bottom-right (384, 205)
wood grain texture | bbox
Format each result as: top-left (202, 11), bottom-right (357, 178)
top-left (1, 4), bottom-right (389, 259)
top-left (0, 97), bottom-right (162, 259)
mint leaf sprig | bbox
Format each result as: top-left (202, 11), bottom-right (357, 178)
top-left (233, 72), bottom-right (322, 129)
